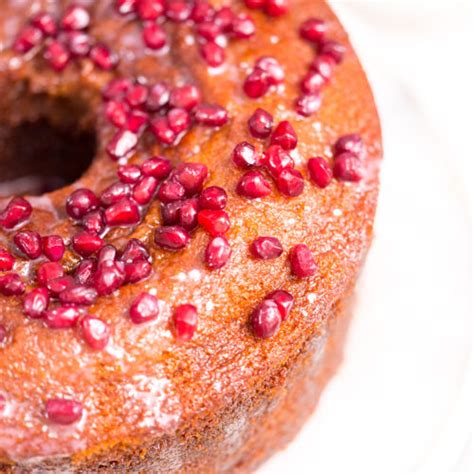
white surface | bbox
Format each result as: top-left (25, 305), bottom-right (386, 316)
top-left (261, 1), bottom-right (473, 472)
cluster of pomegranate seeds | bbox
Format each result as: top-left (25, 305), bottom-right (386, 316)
top-left (244, 0), bottom-right (289, 17)
top-left (173, 304), bottom-right (198, 341)
top-left (45, 398), bottom-right (83, 425)
top-left (13, 5), bottom-right (117, 72)
top-left (243, 56), bottom-right (285, 99)
top-left (332, 133), bottom-right (365, 182)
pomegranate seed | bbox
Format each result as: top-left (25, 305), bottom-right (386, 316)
top-left (124, 259), bottom-right (152, 283)
top-left (161, 201), bottom-right (181, 225)
top-left (214, 6), bottom-right (234, 31)
top-left (149, 116), bottom-right (177, 145)
top-left (295, 93), bottom-right (322, 117)
top-left (308, 157), bottom-right (332, 188)
top-left (80, 315), bottom-right (110, 350)
top-left (201, 42), bottom-right (225, 67)
top-left (45, 398), bottom-right (83, 425)
top-left (45, 40), bottom-right (70, 71)
top-left (102, 78), bottom-right (132, 101)
top-left (142, 22), bottom-right (167, 49)
top-left (157, 179), bottom-right (186, 203)
top-left (142, 156), bottom-right (172, 179)
top-left (334, 133), bottom-right (364, 157)
top-left (289, 244), bottom-right (317, 277)
top-left (167, 107), bottom-right (191, 134)
top-left (154, 226), bottom-right (190, 250)
top-left (100, 182), bottom-right (131, 207)
top-left (130, 292), bottom-right (161, 324)
top-left (126, 109), bottom-right (149, 133)
top-left (116, 0), bottom-right (138, 15)
top-left (89, 43), bottom-right (119, 70)
top-left (137, 0), bottom-right (165, 20)
top-left (14, 26), bottom-right (43, 54)
top-left (271, 121), bottom-right (297, 150)
top-left (263, 145), bottom-right (294, 179)
top-left (105, 100), bottom-right (129, 128)
top-left (194, 104), bottom-right (228, 126)
top-left (300, 18), bottom-right (327, 43)
top-left (118, 164), bottom-right (142, 184)
top-left (23, 288), bottom-right (49, 319)
top-left (60, 286), bottom-right (98, 306)
top-left (65, 31), bottom-right (91, 56)
top-left (120, 239), bottom-right (150, 263)
top-left (0, 197), bottom-right (32, 229)
top-left (66, 188), bottom-right (98, 219)
top-left (72, 232), bottom-right (104, 257)
top-left (243, 68), bottom-right (270, 99)
top-left (44, 305), bottom-right (82, 329)
top-left (61, 5), bottom-right (90, 31)
top-left (266, 289), bottom-right (293, 320)
top-left (125, 84), bottom-right (149, 109)
top-left (232, 14), bottom-right (256, 39)
top-left (236, 171), bottom-right (272, 199)
top-left (244, 0), bottom-right (266, 8)
top-left (250, 300), bottom-right (281, 339)
top-left (0, 273), bottom-right (25, 296)
top-left (178, 198), bottom-right (199, 230)
top-left (37, 262), bottom-right (64, 286)
top-left (250, 237), bottom-right (283, 259)
top-left (310, 54), bottom-right (335, 82)
top-left (98, 244), bottom-right (117, 265)
top-left (265, 0), bottom-right (289, 17)
top-left (248, 108), bottom-right (273, 138)
top-left (277, 168), bottom-right (305, 197)
top-left (301, 71), bottom-right (325, 94)
top-left (169, 85), bottom-right (202, 111)
top-left (199, 186), bottom-right (227, 210)
top-left (166, 0), bottom-right (192, 22)
top-left (46, 276), bottom-right (75, 296)
top-left (173, 304), bottom-right (197, 341)
top-left (146, 82), bottom-right (170, 111)
top-left (93, 260), bottom-right (125, 295)
top-left (173, 163), bottom-right (208, 196)
top-left (74, 259), bottom-right (96, 286)
top-left (333, 152), bottom-right (363, 182)
top-left (32, 12), bottom-right (58, 37)
top-left (0, 248), bottom-right (15, 271)
top-left (319, 40), bottom-right (346, 64)
top-left (196, 21), bottom-right (221, 41)
top-left (198, 208), bottom-right (231, 236)
top-left (106, 130), bottom-right (138, 160)
top-left (14, 231), bottom-right (42, 259)
top-left (42, 235), bottom-right (65, 261)
top-left (0, 326), bottom-right (6, 344)
top-left (255, 56), bottom-right (284, 85)
top-left (205, 236), bottom-right (231, 269)
top-left (133, 176), bottom-right (159, 204)
top-left (81, 209), bottom-right (105, 235)
top-left (104, 198), bottom-right (141, 226)
top-left (191, 1), bottom-right (215, 23)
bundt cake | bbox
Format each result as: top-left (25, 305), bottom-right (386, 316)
top-left (0, 0), bottom-right (382, 472)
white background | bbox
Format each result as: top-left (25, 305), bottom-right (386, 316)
top-left (261, 1), bottom-right (473, 472)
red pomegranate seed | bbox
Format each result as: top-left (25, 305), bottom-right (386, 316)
top-left (319, 40), bottom-right (346, 64)
top-left (255, 56), bottom-right (285, 85)
top-left (14, 231), bottom-right (42, 259)
top-left (166, 0), bottom-right (192, 22)
top-left (266, 289), bottom-right (293, 321)
top-left (334, 133), bottom-right (364, 157)
top-left (289, 244), bottom-right (317, 277)
top-left (126, 110), bottom-right (148, 134)
top-left (45, 398), bottom-right (83, 425)
top-left (132, 176), bottom-right (158, 205)
top-left (277, 168), bottom-right (305, 197)
top-left (236, 171), bottom-right (272, 199)
top-left (191, 1), bottom-right (215, 23)
top-left (65, 29), bottom-right (92, 56)
top-left (300, 18), bottom-right (327, 43)
top-left (89, 43), bottom-right (119, 70)
top-left (271, 121), bottom-right (297, 150)
top-left (142, 22), bottom-right (167, 49)
top-left (45, 40), bottom-right (70, 71)
top-left (118, 164), bottom-right (142, 184)
top-left (106, 130), bottom-right (138, 160)
top-left (244, 0), bottom-right (266, 8)
top-left (142, 156), bottom-right (172, 179)
top-left (137, 0), bottom-right (165, 20)
top-left (46, 276), bottom-right (75, 296)
top-left (93, 260), bottom-right (126, 296)
top-left (74, 259), bottom-right (97, 286)
top-left (0, 325), bottom-right (6, 344)
top-left (0, 273), bottom-right (25, 296)
top-left (130, 292), bottom-right (161, 324)
top-left (178, 198), bottom-right (199, 230)
top-left (66, 188), bottom-right (98, 219)
top-left (42, 235), bottom-right (65, 261)
top-left (61, 5), bottom-right (90, 31)
top-left (154, 226), bottom-right (190, 250)
top-left (98, 244), bottom-right (117, 265)
top-left (32, 12), bottom-right (58, 37)
top-left (295, 93), bottom-right (322, 117)
top-left (248, 108), bottom-right (273, 138)
top-left (120, 238), bottom-right (150, 263)
top-left (146, 82), bottom-right (170, 111)
top-left (102, 78), bottom-right (132, 101)
top-left (104, 198), bottom-right (140, 226)
top-left (198, 209), bottom-right (230, 236)
top-left (80, 315), bottom-right (110, 350)
top-left (265, 0), bottom-right (289, 17)
top-left (37, 262), bottom-right (64, 286)
top-left (81, 209), bottom-right (105, 235)
top-left (124, 259), bottom-right (152, 283)
top-left (116, 0), bottom-right (138, 15)
top-left (301, 71), bottom-right (325, 94)
top-left (201, 42), bottom-right (226, 67)
top-left (161, 201), bottom-right (181, 225)
top-left (125, 84), bottom-right (149, 109)
top-left (169, 85), bottom-right (201, 111)
top-left (197, 20), bottom-right (221, 41)
top-left (194, 104), bottom-right (228, 126)
top-left (167, 107), bottom-right (191, 134)
top-left (100, 182), bottom-right (131, 207)
top-left (214, 6), bottom-right (234, 31)
top-left (243, 68), bottom-right (270, 99)
top-left (263, 144), bottom-right (294, 179)
top-left (105, 100), bottom-right (129, 128)
top-left (173, 304), bottom-right (198, 341)
top-left (23, 288), bottom-right (49, 319)
top-left (199, 186), bottom-right (227, 210)
top-left (0, 197), bottom-right (32, 229)
top-left (250, 299), bottom-right (281, 339)
top-left (44, 305), bottom-right (82, 329)
top-left (308, 157), bottom-right (332, 188)
top-left (60, 286), bottom-right (98, 306)
top-left (250, 237), bottom-right (283, 259)
top-left (310, 54), bottom-right (335, 82)
top-left (158, 179), bottom-right (186, 203)
top-left (72, 232), bottom-right (104, 257)
top-left (173, 163), bottom-right (208, 196)
top-left (149, 116), bottom-right (177, 145)
top-left (14, 26), bottom-right (43, 53)
top-left (205, 236), bottom-right (231, 269)
top-left (333, 152), bottom-right (363, 182)
top-left (232, 14), bottom-right (256, 39)
top-left (0, 248), bottom-right (15, 271)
